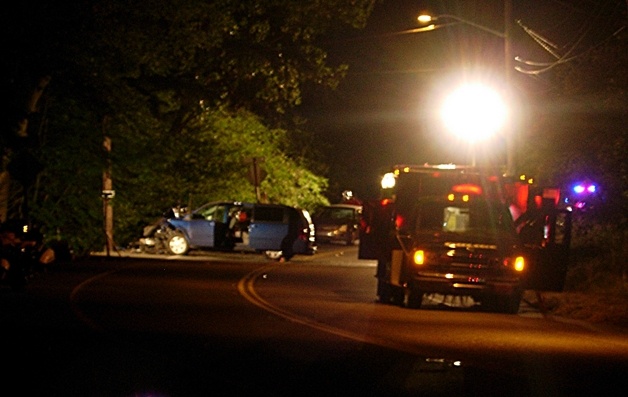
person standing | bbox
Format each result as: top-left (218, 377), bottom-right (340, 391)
top-left (279, 207), bottom-right (300, 262)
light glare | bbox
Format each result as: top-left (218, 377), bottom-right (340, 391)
top-left (441, 84), bottom-right (507, 143)
top-left (381, 172), bottom-right (396, 189)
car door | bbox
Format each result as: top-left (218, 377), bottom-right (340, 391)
top-left (182, 203), bottom-right (229, 248)
top-left (248, 205), bottom-right (288, 250)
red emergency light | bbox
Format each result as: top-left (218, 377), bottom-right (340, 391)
top-left (451, 183), bottom-right (483, 195)
top-left (380, 198), bottom-right (393, 206)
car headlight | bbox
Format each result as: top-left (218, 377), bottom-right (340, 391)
top-left (412, 249), bottom-right (438, 266)
top-left (413, 249), bottom-right (426, 265)
top-left (504, 255), bottom-right (525, 272)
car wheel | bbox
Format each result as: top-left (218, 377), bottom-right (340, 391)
top-left (264, 250), bottom-right (283, 261)
top-left (167, 232), bottom-right (189, 255)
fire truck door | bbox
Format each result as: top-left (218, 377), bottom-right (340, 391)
top-left (358, 200), bottom-right (394, 260)
top-left (524, 209), bottom-right (572, 292)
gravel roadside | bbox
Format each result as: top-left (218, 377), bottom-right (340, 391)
top-left (523, 290), bottom-right (628, 332)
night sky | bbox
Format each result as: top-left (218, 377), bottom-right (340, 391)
top-left (300, 0), bottom-right (626, 201)
top-left (3, 1), bottom-right (625, 203)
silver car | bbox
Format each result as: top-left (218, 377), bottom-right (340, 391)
top-left (313, 204), bottom-right (362, 245)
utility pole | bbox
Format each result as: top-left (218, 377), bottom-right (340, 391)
top-left (102, 121), bottom-right (115, 257)
top-left (504, 0), bottom-right (516, 177)
top-left (418, 2), bottom-right (517, 176)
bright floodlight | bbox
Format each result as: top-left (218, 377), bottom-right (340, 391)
top-left (441, 84), bottom-right (507, 143)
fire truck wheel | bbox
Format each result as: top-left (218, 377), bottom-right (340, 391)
top-left (391, 286), bottom-right (405, 306)
top-left (481, 295), bottom-right (498, 312)
top-left (407, 288), bottom-right (423, 309)
top-left (377, 280), bottom-right (404, 306)
top-left (376, 279), bottom-right (393, 303)
top-left (502, 292), bottom-right (523, 314)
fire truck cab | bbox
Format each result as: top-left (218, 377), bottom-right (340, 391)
top-left (359, 164), bottom-right (571, 314)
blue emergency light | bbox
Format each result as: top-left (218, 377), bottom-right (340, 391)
top-left (573, 183), bottom-right (596, 194)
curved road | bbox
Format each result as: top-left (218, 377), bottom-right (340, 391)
top-left (2, 245), bottom-right (627, 396)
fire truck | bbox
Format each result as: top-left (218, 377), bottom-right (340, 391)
top-left (358, 164), bottom-right (572, 314)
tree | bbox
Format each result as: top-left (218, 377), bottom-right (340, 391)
top-left (521, 32), bottom-right (627, 288)
top-left (2, 0), bottom-right (376, 253)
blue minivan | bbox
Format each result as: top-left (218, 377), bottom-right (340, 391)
top-left (160, 201), bottom-right (316, 260)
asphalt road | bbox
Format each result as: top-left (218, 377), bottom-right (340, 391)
top-left (1, 245), bottom-right (627, 396)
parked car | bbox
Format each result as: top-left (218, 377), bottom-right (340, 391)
top-left (313, 204), bottom-right (362, 245)
top-left (156, 201), bottom-right (316, 261)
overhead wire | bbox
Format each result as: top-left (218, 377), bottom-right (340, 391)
top-left (513, 0), bottom-right (625, 75)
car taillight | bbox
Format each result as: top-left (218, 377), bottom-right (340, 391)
top-left (298, 228), bottom-right (308, 241)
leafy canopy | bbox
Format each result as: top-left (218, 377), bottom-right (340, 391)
top-left (3, 0), bottom-right (376, 253)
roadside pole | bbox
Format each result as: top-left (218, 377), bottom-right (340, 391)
top-left (102, 131), bottom-right (115, 257)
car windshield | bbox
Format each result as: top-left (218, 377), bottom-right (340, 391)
top-left (193, 203), bottom-right (233, 222)
top-left (406, 198), bottom-right (515, 235)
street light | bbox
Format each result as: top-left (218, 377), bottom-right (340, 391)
top-left (440, 83), bottom-right (508, 166)
top-left (417, 1), bottom-right (515, 176)
top-left (417, 14), bottom-right (506, 39)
